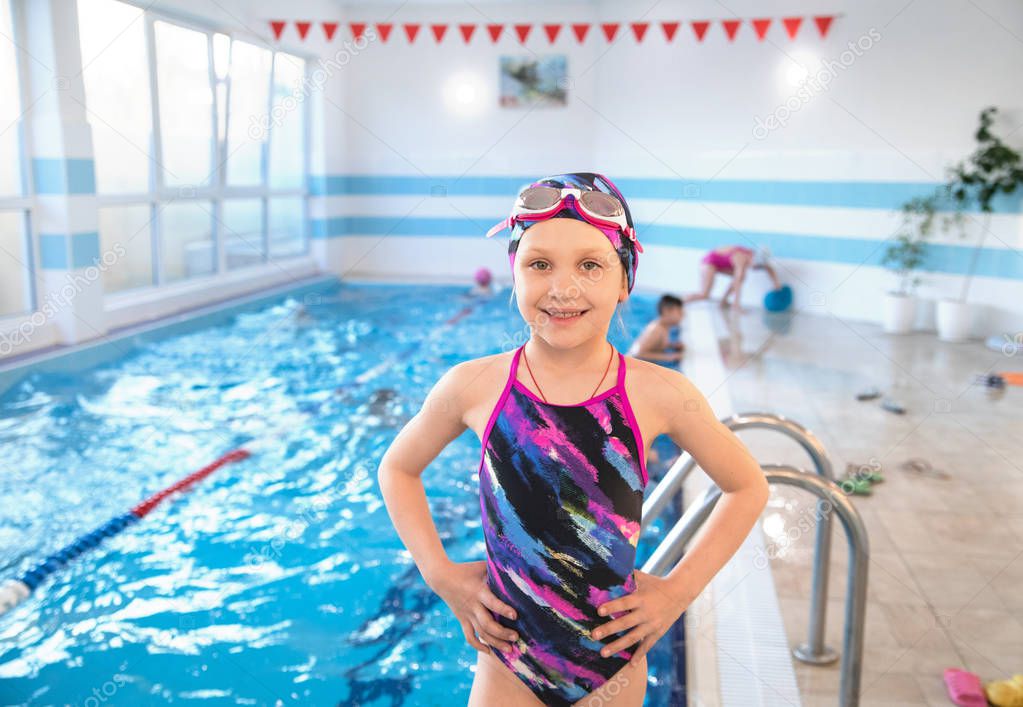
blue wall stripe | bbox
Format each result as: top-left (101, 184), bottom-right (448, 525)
top-left (32, 158), bottom-right (96, 195)
top-left (71, 231), bottom-right (101, 269)
top-left (38, 234), bottom-right (68, 269)
top-left (309, 215), bottom-right (1023, 280)
top-left (307, 174), bottom-right (1023, 213)
top-left (38, 232), bottom-right (102, 270)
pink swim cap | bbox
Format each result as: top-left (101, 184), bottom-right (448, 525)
top-left (474, 267), bottom-right (492, 286)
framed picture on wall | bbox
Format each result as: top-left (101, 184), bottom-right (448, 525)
top-left (499, 55), bottom-right (567, 107)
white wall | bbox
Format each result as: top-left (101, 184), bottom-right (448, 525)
top-left (302, 0), bottom-right (1023, 335)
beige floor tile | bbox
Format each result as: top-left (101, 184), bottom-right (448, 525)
top-left (711, 308), bottom-right (1023, 705)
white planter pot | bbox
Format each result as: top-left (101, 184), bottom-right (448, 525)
top-left (936, 299), bottom-right (975, 342)
top-left (882, 292), bottom-right (917, 334)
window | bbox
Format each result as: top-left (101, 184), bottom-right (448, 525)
top-left (76, 0), bottom-right (310, 296)
top-left (1, 0), bottom-right (33, 319)
top-left (0, 0), bottom-right (23, 197)
top-left (222, 198), bottom-right (264, 269)
top-left (154, 21), bottom-right (213, 188)
top-left (98, 205), bottom-right (153, 292)
top-left (268, 53), bottom-right (305, 190)
top-left (269, 196), bottom-right (304, 258)
top-left (226, 40), bottom-right (271, 186)
top-left (160, 201), bottom-right (214, 282)
top-left (0, 212), bottom-right (32, 318)
top-left (77, 0), bottom-right (151, 194)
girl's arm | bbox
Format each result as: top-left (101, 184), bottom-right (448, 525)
top-left (656, 372), bottom-right (770, 605)
top-left (378, 361), bottom-right (521, 654)
top-left (377, 363), bottom-right (471, 589)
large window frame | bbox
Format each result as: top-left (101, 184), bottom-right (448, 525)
top-left (0, 0), bottom-right (37, 322)
top-left (87, 2), bottom-right (312, 294)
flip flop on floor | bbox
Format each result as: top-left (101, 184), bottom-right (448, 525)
top-left (838, 473), bottom-right (873, 496)
top-left (900, 458), bottom-right (951, 480)
top-left (986, 674), bottom-right (1023, 707)
top-left (944, 668), bottom-right (988, 706)
top-left (846, 462), bottom-right (884, 484)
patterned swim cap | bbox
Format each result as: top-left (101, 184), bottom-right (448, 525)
top-left (507, 172), bottom-right (640, 293)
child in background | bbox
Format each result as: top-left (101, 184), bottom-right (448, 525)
top-left (378, 172), bottom-right (768, 706)
top-left (470, 267), bottom-right (495, 296)
top-left (627, 294), bottom-right (685, 364)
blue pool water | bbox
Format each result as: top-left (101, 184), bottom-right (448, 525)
top-left (0, 280), bottom-right (683, 705)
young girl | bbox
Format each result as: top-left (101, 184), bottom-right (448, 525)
top-left (378, 172), bottom-right (769, 706)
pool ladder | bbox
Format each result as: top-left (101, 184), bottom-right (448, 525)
top-left (640, 412), bottom-right (869, 707)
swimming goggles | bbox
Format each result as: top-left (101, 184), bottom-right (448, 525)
top-left (485, 186), bottom-right (644, 253)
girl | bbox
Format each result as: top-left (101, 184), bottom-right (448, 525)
top-left (378, 172), bottom-right (769, 706)
top-left (685, 244), bottom-right (782, 309)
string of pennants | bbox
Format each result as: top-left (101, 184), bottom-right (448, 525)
top-left (268, 16), bottom-right (838, 44)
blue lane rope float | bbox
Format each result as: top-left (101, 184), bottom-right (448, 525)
top-left (0, 449), bottom-right (251, 616)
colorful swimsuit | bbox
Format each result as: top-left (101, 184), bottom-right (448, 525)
top-left (477, 342), bottom-right (648, 706)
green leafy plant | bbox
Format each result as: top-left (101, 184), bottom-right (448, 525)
top-left (942, 106), bottom-right (1023, 302)
top-left (882, 194), bottom-right (937, 296)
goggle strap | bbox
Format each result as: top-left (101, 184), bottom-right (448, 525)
top-left (486, 217), bottom-right (512, 238)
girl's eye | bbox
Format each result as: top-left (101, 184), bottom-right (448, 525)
top-left (530, 261), bottom-right (550, 271)
top-left (582, 261), bottom-right (601, 271)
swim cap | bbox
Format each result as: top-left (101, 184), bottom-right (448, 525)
top-left (507, 172), bottom-right (639, 293)
top-left (474, 266), bottom-right (492, 286)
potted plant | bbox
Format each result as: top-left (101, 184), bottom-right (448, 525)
top-left (881, 194), bottom-right (935, 333)
top-left (937, 107), bottom-right (1023, 341)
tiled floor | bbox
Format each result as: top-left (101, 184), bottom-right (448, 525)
top-left (695, 304), bottom-right (1023, 706)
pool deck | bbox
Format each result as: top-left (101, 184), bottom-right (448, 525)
top-left (696, 301), bottom-right (1023, 706)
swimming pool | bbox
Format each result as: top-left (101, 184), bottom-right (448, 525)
top-left (0, 279), bottom-right (684, 705)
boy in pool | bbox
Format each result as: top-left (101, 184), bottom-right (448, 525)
top-left (377, 172), bottom-right (769, 707)
top-left (627, 294), bottom-right (685, 364)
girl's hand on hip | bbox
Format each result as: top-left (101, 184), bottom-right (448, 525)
top-left (592, 570), bottom-right (691, 666)
top-left (431, 560), bottom-right (520, 655)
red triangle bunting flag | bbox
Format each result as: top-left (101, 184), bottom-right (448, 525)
top-left (691, 20), bottom-right (710, 42)
top-left (571, 23), bottom-right (590, 43)
top-left (722, 19), bottom-right (740, 41)
top-left (322, 22), bottom-right (338, 41)
top-left (631, 22), bottom-right (649, 42)
top-left (487, 24), bottom-right (503, 42)
top-left (377, 23), bottom-right (393, 43)
top-left (459, 24), bottom-right (475, 43)
top-left (601, 23), bottom-right (619, 42)
top-left (661, 21), bottom-right (680, 42)
top-left (269, 20), bottom-right (286, 40)
top-left (514, 23), bottom-right (531, 43)
top-left (752, 18), bottom-right (771, 40)
top-left (350, 23), bottom-right (366, 41)
top-left (814, 15), bottom-right (834, 38)
top-left (404, 23), bottom-right (420, 43)
top-left (543, 24), bottom-right (561, 44)
top-left (295, 21), bottom-right (311, 40)
top-left (431, 24), bottom-right (448, 43)
top-left (783, 16), bottom-right (803, 39)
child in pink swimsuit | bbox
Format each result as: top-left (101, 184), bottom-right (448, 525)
top-left (687, 244), bottom-right (779, 308)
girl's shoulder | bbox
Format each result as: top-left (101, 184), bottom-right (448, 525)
top-left (442, 349), bottom-right (516, 399)
top-left (621, 354), bottom-right (702, 419)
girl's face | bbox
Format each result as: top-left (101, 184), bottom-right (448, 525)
top-left (512, 218), bottom-right (628, 347)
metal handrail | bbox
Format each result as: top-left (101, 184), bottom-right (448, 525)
top-left (642, 465), bottom-right (870, 707)
top-left (641, 411), bottom-right (840, 665)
